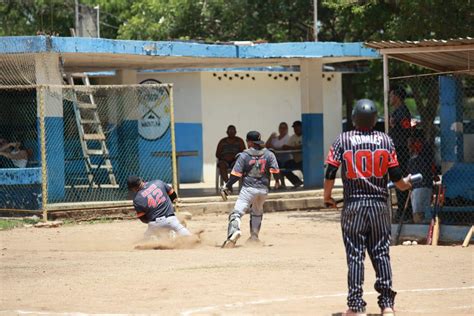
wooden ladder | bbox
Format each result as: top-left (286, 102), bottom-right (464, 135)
top-left (65, 73), bottom-right (118, 189)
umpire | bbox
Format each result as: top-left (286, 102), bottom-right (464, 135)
top-left (324, 99), bottom-right (414, 316)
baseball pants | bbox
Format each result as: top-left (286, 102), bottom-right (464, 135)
top-left (144, 215), bottom-right (191, 238)
top-left (341, 200), bottom-right (396, 312)
top-left (233, 186), bottom-right (268, 216)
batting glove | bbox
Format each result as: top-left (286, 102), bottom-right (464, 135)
top-left (220, 186), bottom-right (231, 201)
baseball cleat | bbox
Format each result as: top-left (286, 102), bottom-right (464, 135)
top-left (221, 230), bottom-right (241, 248)
top-left (246, 234), bottom-right (261, 244)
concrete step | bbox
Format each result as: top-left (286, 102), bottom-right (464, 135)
top-left (180, 188), bottom-right (343, 204)
top-left (177, 195), bottom-right (340, 216)
top-left (46, 188), bottom-right (344, 220)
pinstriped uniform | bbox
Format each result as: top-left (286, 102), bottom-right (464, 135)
top-left (326, 129), bottom-right (399, 312)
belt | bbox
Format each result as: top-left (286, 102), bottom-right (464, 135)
top-left (151, 214), bottom-right (175, 221)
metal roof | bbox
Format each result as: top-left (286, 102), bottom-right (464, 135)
top-left (365, 37), bottom-right (474, 74)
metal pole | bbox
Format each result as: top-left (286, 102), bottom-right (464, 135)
top-left (95, 5), bottom-right (100, 38)
top-left (383, 54), bottom-right (390, 134)
top-left (75, 0), bottom-right (79, 36)
top-left (39, 86), bottom-right (48, 222)
top-left (169, 85), bottom-right (179, 196)
top-left (313, 0), bottom-right (318, 41)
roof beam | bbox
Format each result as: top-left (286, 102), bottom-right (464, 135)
top-left (387, 54), bottom-right (449, 72)
top-left (379, 45), bottom-right (474, 55)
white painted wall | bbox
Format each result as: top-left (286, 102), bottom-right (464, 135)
top-left (98, 70), bottom-right (343, 184)
top-left (136, 72), bottom-right (202, 123)
top-left (201, 71), bottom-right (301, 182)
top-left (323, 72), bottom-right (343, 152)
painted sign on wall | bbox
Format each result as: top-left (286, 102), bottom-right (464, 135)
top-left (139, 79), bottom-right (171, 140)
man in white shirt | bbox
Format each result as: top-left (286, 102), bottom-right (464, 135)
top-left (265, 122), bottom-right (290, 189)
top-left (282, 121), bottom-right (303, 188)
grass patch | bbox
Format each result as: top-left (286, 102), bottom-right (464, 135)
top-left (0, 218), bottom-right (41, 230)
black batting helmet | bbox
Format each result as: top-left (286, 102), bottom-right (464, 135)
top-left (352, 99), bottom-right (377, 129)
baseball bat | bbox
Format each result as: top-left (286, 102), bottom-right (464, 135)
top-left (426, 183), bottom-right (440, 245)
top-left (432, 216), bottom-right (440, 246)
top-left (387, 173), bottom-right (423, 189)
top-left (431, 185), bottom-right (445, 246)
top-left (394, 190), bottom-right (412, 245)
top-left (462, 225), bottom-right (474, 247)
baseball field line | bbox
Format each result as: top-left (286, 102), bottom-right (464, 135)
top-left (180, 285), bottom-right (474, 316)
top-left (1, 286), bottom-right (472, 316)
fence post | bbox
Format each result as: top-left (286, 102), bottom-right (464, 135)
top-left (169, 84), bottom-right (178, 195)
top-left (39, 85), bottom-right (48, 221)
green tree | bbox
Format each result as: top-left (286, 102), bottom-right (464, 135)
top-left (0, 0), bottom-right (74, 36)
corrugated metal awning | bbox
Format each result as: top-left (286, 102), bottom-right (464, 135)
top-left (365, 37), bottom-right (474, 74)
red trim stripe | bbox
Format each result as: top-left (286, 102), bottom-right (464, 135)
top-left (231, 171), bottom-right (243, 177)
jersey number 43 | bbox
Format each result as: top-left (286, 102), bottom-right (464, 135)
top-left (343, 149), bottom-right (390, 179)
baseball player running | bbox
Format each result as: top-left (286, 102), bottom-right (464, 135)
top-left (221, 131), bottom-right (280, 248)
top-left (324, 100), bottom-right (414, 316)
top-left (128, 175), bottom-right (192, 239)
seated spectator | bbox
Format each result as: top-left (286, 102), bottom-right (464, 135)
top-left (0, 141), bottom-right (30, 168)
top-left (407, 130), bottom-right (435, 223)
top-left (0, 137), bottom-right (10, 153)
top-left (216, 125), bottom-right (246, 186)
top-left (282, 120), bottom-right (303, 188)
top-left (265, 122), bottom-right (290, 189)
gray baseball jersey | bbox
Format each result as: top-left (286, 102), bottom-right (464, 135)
top-left (231, 148), bottom-right (279, 189)
top-left (133, 180), bottom-right (175, 221)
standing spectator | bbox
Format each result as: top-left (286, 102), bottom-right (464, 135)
top-left (282, 120), bottom-right (303, 188)
top-left (265, 122), bottom-right (290, 189)
top-left (216, 125), bottom-right (246, 186)
top-left (407, 130), bottom-right (435, 223)
top-left (389, 86), bottom-right (412, 220)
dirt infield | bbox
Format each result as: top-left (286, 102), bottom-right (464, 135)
top-left (1, 210), bottom-right (473, 315)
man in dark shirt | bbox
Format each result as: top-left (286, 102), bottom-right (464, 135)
top-left (216, 125), bottom-right (246, 184)
top-left (324, 99), bottom-right (414, 315)
top-left (389, 86), bottom-right (412, 220)
top-left (128, 176), bottom-right (191, 239)
top-left (407, 130), bottom-right (435, 223)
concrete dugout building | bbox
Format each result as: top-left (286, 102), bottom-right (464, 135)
top-left (0, 36), bottom-right (378, 192)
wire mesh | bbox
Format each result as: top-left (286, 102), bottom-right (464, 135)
top-left (388, 74), bottom-right (474, 225)
top-left (0, 84), bottom-right (175, 212)
top-left (0, 86), bottom-right (42, 210)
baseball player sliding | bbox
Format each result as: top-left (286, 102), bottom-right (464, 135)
top-left (324, 100), bottom-right (415, 316)
top-left (220, 131), bottom-right (280, 248)
top-left (127, 175), bottom-right (192, 239)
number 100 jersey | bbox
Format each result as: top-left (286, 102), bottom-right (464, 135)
top-left (326, 129), bottom-right (400, 201)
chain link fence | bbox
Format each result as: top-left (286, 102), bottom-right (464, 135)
top-left (0, 83), bottom-right (176, 216)
top-left (388, 74), bottom-right (474, 226)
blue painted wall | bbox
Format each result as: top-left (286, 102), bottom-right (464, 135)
top-left (108, 120), bottom-right (203, 184)
top-left (138, 125), bottom-right (173, 183)
top-left (0, 168), bottom-right (42, 209)
top-left (302, 113), bottom-right (324, 188)
top-left (0, 37), bottom-right (379, 60)
top-left (117, 120), bottom-right (140, 187)
top-left (439, 76), bottom-right (464, 162)
top-left (40, 117), bottom-right (65, 202)
top-left (175, 123), bottom-right (203, 182)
